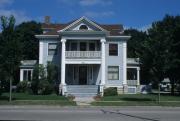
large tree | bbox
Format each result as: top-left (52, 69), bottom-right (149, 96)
top-left (15, 21), bottom-right (42, 60)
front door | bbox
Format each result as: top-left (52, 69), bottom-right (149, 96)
top-left (79, 66), bottom-right (87, 85)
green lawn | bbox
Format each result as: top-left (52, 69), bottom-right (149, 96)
top-left (0, 93), bottom-right (76, 106)
top-left (92, 94), bottom-right (180, 106)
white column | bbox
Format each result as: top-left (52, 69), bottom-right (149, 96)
top-left (20, 69), bottom-right (24, 82)
top-left (123, 42), bottom-right (127, 85)
top-left (61, 38), bottom-right (66, 86)
top-left (39, 41), bottom-right (43, 64)
top-left (101, 38), bottom-right (106, 85)
top-left (137, 67), bottom-right (140, 85)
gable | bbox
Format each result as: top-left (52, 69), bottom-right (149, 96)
top-left (58, 17), bottom-right (107, 32)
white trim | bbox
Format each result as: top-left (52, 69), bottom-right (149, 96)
top-left (39, 41), bottom-right (43, 64)
top-left (62, 36), bottom-right (103, 40)
top-left (107, 36), bottom-right (131, 39)
top-left (59, 16), bottom-right (107, 32)
top-left (101, 38), bottom-right (106, 85)
top-left (20, 69), bottom-right (24, 82)
top-left (108, 42), bottom-right (119, 57)
top-left (61, 38), bottom-right (66, 87)
top-left (35, 35), bottom-right (59, 38)
top-left (123, 42), bottom-right (127, 85)
top-left (65, 59), bottom-right (101, 64)
top-left (20, 69), bottom-right (33, 82)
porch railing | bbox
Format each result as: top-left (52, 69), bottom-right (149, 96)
top-left (65, 51), bottom-right (101, 58)
top-left (127, 80), bottom-right (138, 86)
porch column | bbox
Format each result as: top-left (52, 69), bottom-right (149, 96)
top-left (101, 38), bottom-right (106, 85)
top-left (61, 38), bottom-right (66, 95)
top-left (137, 67), bottom-right (140, 85)
top-left (123, 42), bottom-right (127, 93)
top-left (20, 69), bottom-right (23, 82)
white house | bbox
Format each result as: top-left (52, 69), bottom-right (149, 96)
top-left (20, 16), bottom-right (140, 96)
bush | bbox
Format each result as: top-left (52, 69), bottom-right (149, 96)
top-left (104, 87), bottom-right (118, 96)
top-left (38, 80), bottom-right (53, 95)
top-left (16, 81), bottom-right (30, 93)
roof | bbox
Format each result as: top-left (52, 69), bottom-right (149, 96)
top-left (20, 60), bottom-right (37, 68)
top-left (41, 17), bottom-right (124, 36)
top-left (127, 58), bottom-right (140, 65)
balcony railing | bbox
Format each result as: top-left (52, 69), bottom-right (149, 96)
top-left (65, 51), bottom-right (101, 59)
top-left (127, 80), bottom-right (138, 86)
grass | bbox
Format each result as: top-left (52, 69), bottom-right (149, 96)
top-left (0, 92), bottom-right (76, 106)
top-left (92, 94), bottom-right (180, 106)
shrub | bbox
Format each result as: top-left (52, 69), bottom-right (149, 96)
top-left (104, 87), bottom-right (118, 96)
top-left (16, 81), bottom-right (30, 93)
top-left (38, 80), bottom-right (53, 95)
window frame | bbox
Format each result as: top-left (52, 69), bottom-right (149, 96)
top-left (109, 43), bottom-right (118, 56)
top-left (108, 66), bottom-right (119, 80)
top-left (48, 43), bottom-right (57, 55)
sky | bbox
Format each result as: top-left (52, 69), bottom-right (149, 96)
top-left (0, 0), bottom-right (180, 30)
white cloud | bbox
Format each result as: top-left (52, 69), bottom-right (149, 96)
top-left (57, 0), bottom-right (112, 6)
top-left (0, 9), bottom-right (30, 24)
top-left (83, 11), bottom-right (115, 18)
top-left (79, 0), bottom-right (112, 6)
top-left (138, 24), bottom-right (151, 32)
top-left (0, 0), bottom-right (14, 8)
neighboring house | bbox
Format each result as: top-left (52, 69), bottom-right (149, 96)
top-left (20, 16), bottom-right (140, 96)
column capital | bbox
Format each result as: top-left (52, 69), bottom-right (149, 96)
top-left (61, 38), bottom-right (66, 43)
top-left (100, 38), bottom-right (106, 43)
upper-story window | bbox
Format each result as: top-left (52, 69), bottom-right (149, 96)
top-left (79, 25), bottom-right (88, 30)
top-left (109, 43), bottom-right (118, 56)
top-left (71, 42), bottom-right (78, 51)
top-left (48, 43), bottom-right (57, 55)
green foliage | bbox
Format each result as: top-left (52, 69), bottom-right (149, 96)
top-left (16, 81), bottom-right (29, 93)
top-left (38, 80), bottom-right (53, 95)
top-left (47, 62), bottom-right (58, 84)
top-left (104, 87), bottom-right (118, 96)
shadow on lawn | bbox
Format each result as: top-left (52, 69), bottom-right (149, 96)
top-left (0, 95), bottom-right (16, 101)
top-left (120, 97), bottom-right (155, 101)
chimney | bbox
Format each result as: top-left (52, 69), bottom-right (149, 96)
top-left (44, 16), bottom-right (50, 24)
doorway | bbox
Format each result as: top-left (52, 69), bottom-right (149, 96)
top-left (79, 66), bottom-right (87, 85)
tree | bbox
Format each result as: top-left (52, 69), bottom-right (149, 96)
top-left (15, 21), bottom-right (42, 60)
top-left (0, 15), bottom-right (22, 101)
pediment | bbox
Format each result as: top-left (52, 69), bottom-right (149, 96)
top-left (58, 17), bottom-right (107, 32)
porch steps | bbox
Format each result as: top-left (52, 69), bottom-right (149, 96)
top-left (66, 85), bottom-right (98, 97)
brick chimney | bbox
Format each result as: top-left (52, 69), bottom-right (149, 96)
top-left (44, 16), bottom-right (50, 24)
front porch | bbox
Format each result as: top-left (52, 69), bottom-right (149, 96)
top-left (65, 64), bottom-right (101, 85)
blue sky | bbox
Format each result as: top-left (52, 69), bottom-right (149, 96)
top-left (0, 0), bottom-right (180, 30)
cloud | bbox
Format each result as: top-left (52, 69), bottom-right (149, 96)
top-left (138, 24), bottom-right (152, 32)
top-left (0, 9), bottom-right (30, 24)
top-left (83, 11), bottom-right (115, 18)
top-left (57, 0), bottom-right (112, 6)
top-left (79, 0), bottom-right (112, 6)
top-left (0, 0), bottom-right (14, 8)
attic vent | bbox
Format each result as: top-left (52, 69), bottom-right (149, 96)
top-left (79, 25), bottom-right (88, 30)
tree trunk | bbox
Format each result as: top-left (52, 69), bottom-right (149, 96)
top-left (158, 82), bottom-right (161, 104)
top-left (171, 79), bottom-right (175, 95)
top-left (9, 77), bottom-right (12, 102)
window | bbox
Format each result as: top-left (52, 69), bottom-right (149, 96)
top-left (71, 42), bottom-right (78, 51)
top-left (89, 43), bottom-right (95, 51)
top-left (127, 68), bottom-right (137, 80)
top-left (80, 42), bottom-right (87, 51)
top-left (23, 70), bottom-right (32, 81)
top-left (109, 44), bottom-right (118, 56)
top-left (48, 43), bottom-right (57, 55)
top-left (108, 66), bottom-right (119, 80)
top-left (79, 25), bottom-right (88, 30)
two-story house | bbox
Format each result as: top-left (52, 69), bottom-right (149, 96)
top-left (19, 16), bottom-right (140, 96)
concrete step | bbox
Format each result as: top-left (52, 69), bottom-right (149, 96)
top-left (66, 85), bottom-right (98, 97)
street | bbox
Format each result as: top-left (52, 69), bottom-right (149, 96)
top-left (0, 106), bottom-right (180, 121)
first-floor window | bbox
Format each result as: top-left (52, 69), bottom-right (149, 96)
top-left (127, 68), bottom-right (137, 80)
top-left (23, 70), bottom-right (32, 81)
top-left (108, 66), bottom-right (119, 80)
top-left (48, 43), bottom-right (57, 55)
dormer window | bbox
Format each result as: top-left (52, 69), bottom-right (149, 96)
top-left (79, 25), bottom-right (88, 30)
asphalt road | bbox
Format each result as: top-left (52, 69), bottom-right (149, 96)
top-left (0, 106), bottom-right (180, 121)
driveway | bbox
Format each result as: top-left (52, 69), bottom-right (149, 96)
top-left (0, 106), bottom-right (179, 121)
